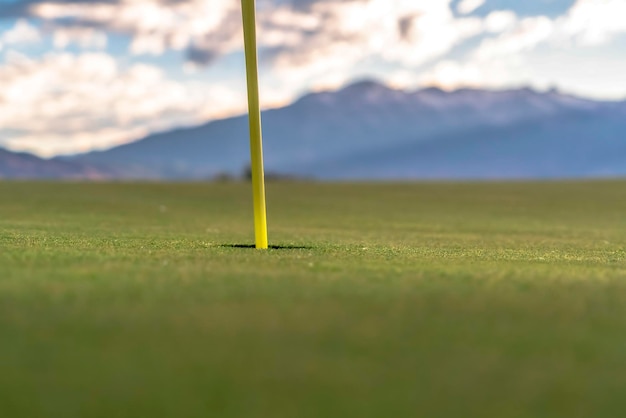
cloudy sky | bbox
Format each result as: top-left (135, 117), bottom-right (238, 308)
top-left (1, 0), bottom-right (626, 156)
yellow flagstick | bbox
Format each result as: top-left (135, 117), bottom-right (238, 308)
top-left (241, 0), bottom-right (268, 249)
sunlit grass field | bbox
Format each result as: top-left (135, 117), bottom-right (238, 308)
top-left (2, 180), bottom-right (626, 418)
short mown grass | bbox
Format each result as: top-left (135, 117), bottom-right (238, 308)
top-left (1, 181), bottom-right (626, 418)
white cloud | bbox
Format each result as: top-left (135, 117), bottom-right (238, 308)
top-left (30, 0), bottom-right (241, 57)
top-left (417, 0), bottom-right (626, 97)
top-left (1, 19), bottom-right (41, 47)
top-left (558, 0), bottom-right (626, 46)
top-left (484, 11), bottom-right (518, 33)
top-left (0, 51), bottom-right (248, 156)
top-left (261, 0), bottom-right (484, 89)
top-left (53, 27), bottom-right (108, 50)
top-left (19, 0), bottom-right (626, 75)
top-left (27, 0), bottom-right (485, 72)
top-left (457, 0), bottom-right (485, 15)
top-left (474, 0), bottom-right (626, 60)
top-left (476, 16), bottom-right (554, 59)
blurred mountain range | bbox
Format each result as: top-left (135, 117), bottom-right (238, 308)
top-left (0, 148), bottom-right (111, 180)
top-left (2, 80), bottom-right (626, 180)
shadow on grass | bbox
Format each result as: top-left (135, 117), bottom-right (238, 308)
top-left (220, 244), bottom-right (314, 250)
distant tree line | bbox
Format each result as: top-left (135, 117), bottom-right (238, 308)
top-left (212, 165), bottom-right (312, 182)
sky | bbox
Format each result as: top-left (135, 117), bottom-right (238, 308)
top-left (1, 0), bottom-right (626, 157)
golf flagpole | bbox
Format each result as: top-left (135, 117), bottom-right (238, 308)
top-left (241, 0), bottom-right (269, 249)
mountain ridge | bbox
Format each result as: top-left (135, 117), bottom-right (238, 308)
top-left (0, 147), bottom-right (113, 180)
top-left (52, 80), bottom-right (626, 179)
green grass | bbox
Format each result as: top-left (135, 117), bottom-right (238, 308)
top-left (2, 180), bottom-right (626, 418)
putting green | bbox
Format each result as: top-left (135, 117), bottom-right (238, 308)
top-left (1, 181), bottom-right (626, 418)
